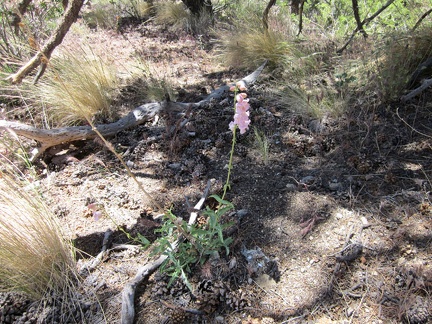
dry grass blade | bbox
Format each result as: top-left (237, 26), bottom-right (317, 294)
top-left (36, 48), bottom-right (119, 126)
top-left (0, 169), bottom-right (77, 300)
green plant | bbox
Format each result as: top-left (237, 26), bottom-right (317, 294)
top-left (152, 195), bottom-right (234, 290)
top-left (0, 168), bottom-right (78, 301)
top-left (253, 127), bottom-right (270, 165)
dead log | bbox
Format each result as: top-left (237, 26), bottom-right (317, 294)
top-left (0, 61), bottom-right (267, 160)
top-left (0, 102), bottom-right (165, 160)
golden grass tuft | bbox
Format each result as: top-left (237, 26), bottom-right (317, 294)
top-left (155, 1), bottom-right (190, 27)
top-left (0, 168), bottom-right (77, 300)
top-left (37, 48), bottom-right (119, 126)
top-left (219, 28), bottom-right (299, 69)
top-left (365, 27), bottom-right (432, 102)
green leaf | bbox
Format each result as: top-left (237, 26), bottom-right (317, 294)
top-left (136, 233), bottom-right (150, 246)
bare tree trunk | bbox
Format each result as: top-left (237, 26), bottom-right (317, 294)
top-left (297, 0), bottom-right (305, 35)
top-left (11, 0), bottom-right (33, 35)
top-left (181, 0), bottom-right (212, 16)
top-left (352, 0), bottom-right (367, 38)
top-left (6, 0), bottom-right (84, 84)
top-left (263, 0), bottom-right (276, 31)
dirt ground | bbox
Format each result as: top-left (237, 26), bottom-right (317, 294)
top-left (3, 19), bottom-right (432, 324)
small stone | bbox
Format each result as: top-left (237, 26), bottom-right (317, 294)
top-left (300, 176), bottom-right (315, 185)
top-left (328, 182), bottom-right (341, 191)
top-left (346, 307), bottom-right (355, 317)
top-left (168, 163), bottom-right (181, 170)
top-left (286, 183), bottom-right (297, 191)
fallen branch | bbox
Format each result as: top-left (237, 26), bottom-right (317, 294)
top-left (79, 229), bottom-right (113, 275)
top-left (120, 180), bottom-right (212, 324)
top-left (400, 78), bottom-right (432, 102)
top-left (0, 61), bottom-right (267, 160)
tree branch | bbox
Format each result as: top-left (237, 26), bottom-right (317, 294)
top-left (412, 8), bottom-right (432, 32)
top-left (337, 0), bottom-right (395, 54)
top-left (262, 0), bottom-right (276, 31)
top-left (351, 0), bottom-right (367, 38)
top-left (6, 0), bottom-right (84, 84)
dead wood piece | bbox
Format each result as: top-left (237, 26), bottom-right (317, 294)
top-left (0, 102), bottom-right (165, 160)
top-left (196, 60), bottom-right (267, 106)
top-left (401, 78), bottom-right (432, 102)
top-left (1, 62), bottom-right (267, 161)
top-left (120, 180), bottom-right (211, 324)
top-left (79, 229), bottom-right (113, 275)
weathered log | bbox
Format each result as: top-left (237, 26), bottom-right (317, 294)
top-left (0, 102), bottom-right (165, 160)
top-left (0, 61), bottom-right (267, 160)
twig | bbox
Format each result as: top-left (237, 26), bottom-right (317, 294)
top-left (396, 107), bottom-right (432, 139)
top-left (79, 229), bottom-right (113, 274)
top-left (120, 180), bottom-right (212, 324)
top-left (337, 0), bottom-right (395, 54)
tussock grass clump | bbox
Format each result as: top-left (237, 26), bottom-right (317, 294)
top-left (37, 48), bottom-right (119, 126)
top-left (155, 1), bottom-right (213, 34)
top-left (155, 1), bottom-right (190, 27)
top-left (220, 29), bottom-right (299, 69)
top-left (366, 27), bottom-right (432, 101)
top-left (0, 171), bottom-right (77, 300)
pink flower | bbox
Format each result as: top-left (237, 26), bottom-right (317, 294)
top-left (87, 203), bottom-right (102, 221)
top-left (229, 94), bottom-right (251, 134)
top-left (93, 211), bottom-right (102, 221)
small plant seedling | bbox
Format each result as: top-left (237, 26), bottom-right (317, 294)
top-left (152, 195), bottom-right (234, 290)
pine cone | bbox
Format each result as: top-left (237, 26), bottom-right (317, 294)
top-left (170, 308), bottom-right (187, 324)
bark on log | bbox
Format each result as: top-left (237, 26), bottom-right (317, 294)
top-left (0, 61), bottom-right (267, 160)
top-left (7, 0), bottom-right (84, 84)
top-left (0, 102), bottom-right (165, 160)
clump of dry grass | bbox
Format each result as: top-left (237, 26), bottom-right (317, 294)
top-left (155, 1), bottom-right (213, 34)
top-left (0, 168), bottom-right (77, 300)
top-left (219, 28), bottom-right (299, 70)
top-left (365, 27), bottom-right (432, 102)
top-left (36, 48), bottom-right (119, 126)
top-left (155, 1), bottom-right (190, 27)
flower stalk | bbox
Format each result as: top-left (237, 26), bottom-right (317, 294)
top-left (222, 81), bottom-right (251, 200)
